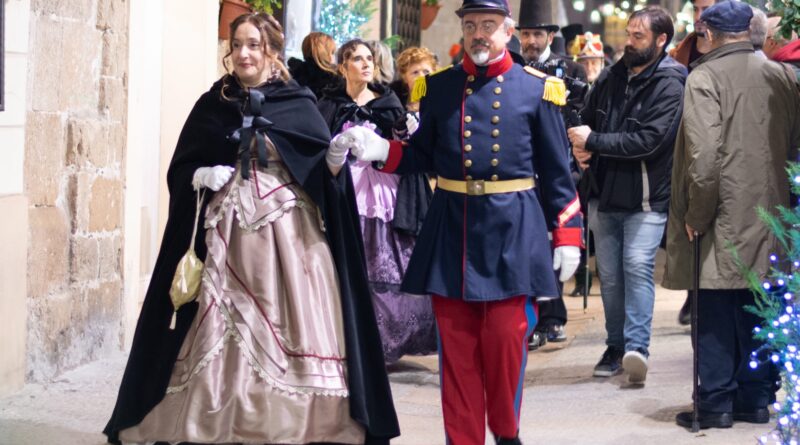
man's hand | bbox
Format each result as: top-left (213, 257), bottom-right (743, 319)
top-left (685, 223), bottom-right (700, 242)
top-left (568, 125), bottom-right (592, 151)
top-left (572, 145), bottom-right (592, 170)
top-left (341, 126), bottom-right (390, 162)
top-left (553, 245), bottom-right (581, 282)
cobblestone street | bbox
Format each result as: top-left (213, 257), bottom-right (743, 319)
top-left (0, 260), bottom-right (773, 445)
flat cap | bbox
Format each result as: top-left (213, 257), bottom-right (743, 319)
top-left (700, 1), bottom-right (753, 33)
top-left (456, 0), bottom-right (511, 18)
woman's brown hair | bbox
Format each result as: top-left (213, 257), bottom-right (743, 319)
top-left (335, 38), bottom-right (373, 74)
top-left (302, 32), bottom-right (337, 75)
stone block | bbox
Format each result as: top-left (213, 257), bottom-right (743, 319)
top-left (60, 0), bottom-right (94, 21)
top-left (87, 281), bottom-right (122, 321)
top-left (97, 0), bottom-right (127, 32)
top-left (89, 176), bottom-right (123, 232)
top-left (66, 171), bottom-right (92, 233)
top-left (70, 235), bottom-right (99, 283)
top-left (24, 113), bottom-right (66, 206)
top-left (98, 235), bottom-right (122, 280)
top-left (99, 77), bottom-right (126, 122)
top-left (67, 118), bottom-right (108, 167)
top-left (28, 207), bottom-right (70, 299)
top-left (30, 17), bottom-right (63, 112)
top-left (107, 123), bottom-right (126, 166)
top-left (60, 22), bottom-right (102, 111)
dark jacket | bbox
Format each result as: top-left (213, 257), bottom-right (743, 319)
top-left (103, 76), bottom-right (399, 444)
top-left (287, 57), bottom-right (340, 100)
top-left (317, 82), bottom-right (405, 137)
top-left (580, 53), bottom-right (687, 213)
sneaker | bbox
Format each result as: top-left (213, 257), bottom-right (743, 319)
top-left (545, 324), bottom-right (567, 342)
top-left (593, 346), bottom-right (624, 377)
top-left (623, 349), bottom-right (648, 383)
top-left (528, 331), bottom-right (547, 351)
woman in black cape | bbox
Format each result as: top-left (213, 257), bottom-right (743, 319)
top-left (104, 14), bottom-right (398, 445)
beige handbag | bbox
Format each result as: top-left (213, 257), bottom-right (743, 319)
top-left (168, 189), bottom-right (206, 329)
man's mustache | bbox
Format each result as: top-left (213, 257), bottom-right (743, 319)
top-left (471, 39), bottom-right (490, 49)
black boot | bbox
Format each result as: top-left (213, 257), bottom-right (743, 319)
top-left (496, 436), bottom-right (523, 445)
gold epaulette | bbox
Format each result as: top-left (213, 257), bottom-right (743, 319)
top-left (410, 65), bottom-right (453, 103)
top-left (524, 66), bottom-right (567, 106)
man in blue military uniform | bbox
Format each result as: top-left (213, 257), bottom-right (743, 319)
top-left (331, 1), bottom-right (583, 443)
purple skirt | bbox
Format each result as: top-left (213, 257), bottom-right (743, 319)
top-left (360, 216), bottom-right (438, 364)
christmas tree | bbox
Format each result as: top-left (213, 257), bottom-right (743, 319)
top-left (745, 163), bottom-right (800, 444)
top-left (317, 0), bottom-right (376, 45)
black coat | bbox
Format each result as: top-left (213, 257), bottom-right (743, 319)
top-left (287, 57), bottom-right (341, 100)
top-left (580, 53), bottom-right (687, 213)
top-left (103, 76), bottom-right (399, 444)
top-left (318, 84), bottom-right (432, 235)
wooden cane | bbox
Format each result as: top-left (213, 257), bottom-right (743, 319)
top-left (691, 232), bottom-right (701, 432)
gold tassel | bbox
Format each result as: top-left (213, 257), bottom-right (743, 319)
top-left (410, 75), bottom-right (427, 104)
top-left (170, 311), bottom-right (177, 330)
top-left (543, 77), bottom-right (567, 107)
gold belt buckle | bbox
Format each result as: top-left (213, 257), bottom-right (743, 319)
top-left (466, 179), bottom-right (485, 196)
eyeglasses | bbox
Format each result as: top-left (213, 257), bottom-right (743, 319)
top-left (462, 21), bottom-right (500, 36)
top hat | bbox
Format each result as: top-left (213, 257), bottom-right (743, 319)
top-left (518, 0), bottom-right (559, 32)
top-left (561, 23), bottom-right (584, 47)
top-left (456, 0), bottom-right (512, 18)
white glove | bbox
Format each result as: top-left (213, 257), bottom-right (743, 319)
top-left (406, 113), bottom-right (420, 135)
top-left (552, 245), bottom-right (581, 282)
top-left (192, 165), bottom-right (235, 192)
top-left (326, 133), bottom-right (350, 167)
top-left (341, 126), bottom-right (390, 162)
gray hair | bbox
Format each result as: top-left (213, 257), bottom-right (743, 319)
top-left (366, 40), bottom-right (395, 84)
top-left (749, 7), bottom-right (768, 50)
top-left (707, 24), bottom-right (750, 43)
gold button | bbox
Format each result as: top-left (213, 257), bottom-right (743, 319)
top-left (491, 158), bottom-right (499, 166)
top-left (466, 175), bottom-right (473, 180)
top-left (466, 88), bottom-right (474, 95)
top-left (491, 174), bottom-right (499, 181)
top-left (492, 144), bottom-right (500, 152)
top-left (497, 75), bottom-right (504, 83)
top-left (468, 75), bottom-right (476, 82)
top-left (464, 144), bottom-right (473, 152)
top-left (464, 116), bottom-right (472, 123)
top-left (465, 159), bottom-right (473, 168)
top-left (493, 101), bottom-right (501, 109)
top-left (491, 116), bottom-right (500, 124)
top-left (494, 87), bottom-right (502, 95)
top-left (491, 129), bottom-right (500, 137)
top-left (464, 130), bottom-right (472, 138)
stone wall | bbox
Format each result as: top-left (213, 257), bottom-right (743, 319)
top-left (24, 0), bottom-right (129, 381)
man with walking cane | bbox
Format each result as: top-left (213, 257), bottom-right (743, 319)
top-left (663, 0), bottom-right (800, 429)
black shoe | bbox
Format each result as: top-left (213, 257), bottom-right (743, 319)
top-left (678, 296), bottom-right (691, 326)
top-left (675, 411), bottom-right (733, 429)
top-left (546, 324), bottom-right (567, 342)
top-left (733, 407), bottom-right (770, 424)
top-left (528, 331), bottom-right (547, 351)
top-left (496, 437), bottom-right (522, 445)
top-left (593, 346), bottom-right (623, 377)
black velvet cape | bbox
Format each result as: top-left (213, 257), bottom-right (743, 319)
top-left (103, 76), bottom-right (399, 444)
top-left (317, 84), bottom-right (431, 235)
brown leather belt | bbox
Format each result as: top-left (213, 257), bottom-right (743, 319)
top-left (437, 176), bottom-right (536, 196)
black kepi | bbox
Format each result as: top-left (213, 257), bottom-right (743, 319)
top-left (456, 0), bottom-right (511, 17)
top-left (518, 0), bottom-right (559, 32)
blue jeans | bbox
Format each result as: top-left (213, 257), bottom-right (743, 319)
top-left (589, 200), bottom-right (667, 356)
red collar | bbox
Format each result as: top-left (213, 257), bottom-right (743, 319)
top-left (462, 51), bottom-right (514, 77)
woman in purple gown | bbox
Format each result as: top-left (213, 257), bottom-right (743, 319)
top-left (318, 39), bottom-right (437, 365)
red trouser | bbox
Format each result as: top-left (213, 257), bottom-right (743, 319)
top-left (433, 295), bottom-right (538, 445)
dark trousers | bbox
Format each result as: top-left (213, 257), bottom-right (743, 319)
top-left (697, 289), bottom-right (774, 413)
top-left (537, 277), bottom-right (566, 328)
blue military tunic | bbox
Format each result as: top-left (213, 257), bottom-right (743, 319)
top-left (381, 51), bottom-right (582, 302)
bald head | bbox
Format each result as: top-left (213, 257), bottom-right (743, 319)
top-left (764, 16), bottom-right (797, 59)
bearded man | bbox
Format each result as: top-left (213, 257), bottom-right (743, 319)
top-left (568, 5), bottom-right (686, 384)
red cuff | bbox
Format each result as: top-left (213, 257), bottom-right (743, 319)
top-left (552, 227), bottom-right (584, 248)
top-left (379, 140), bottom-right (404, 173)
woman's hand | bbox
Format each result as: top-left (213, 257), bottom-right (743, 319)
top-left (326, 133), bottom-right (351, 176)
top-left (192, 166), bottom-right (235, 191)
